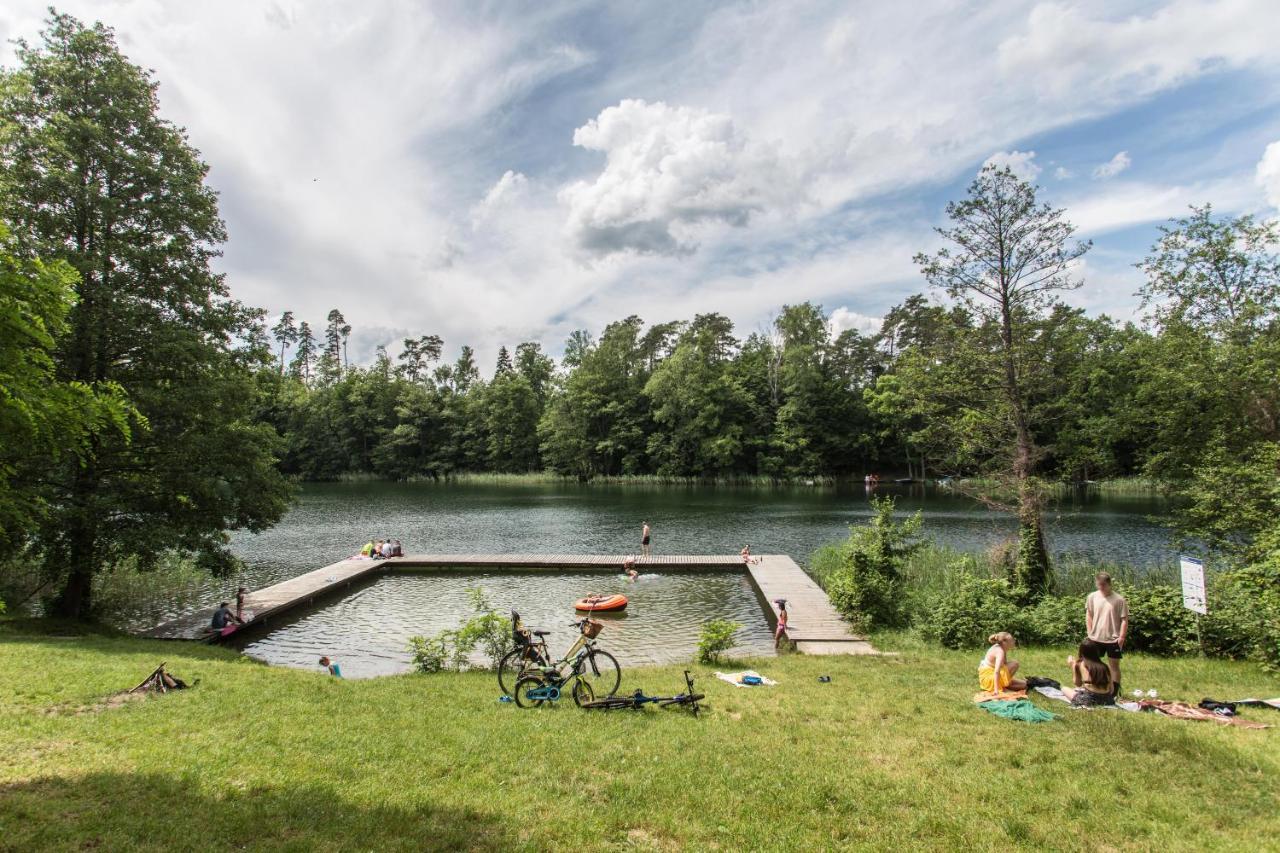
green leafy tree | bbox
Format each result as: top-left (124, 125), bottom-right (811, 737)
top-left (396, 334), bottom-right (443, 384)
top-left (912, 165), bottom-right (1090, 597)
top-left (0, 223), bottom-right (131, 554)
top-left (0, 12), bottom-right (292, 616)
top-left (271, 311), bottom-right (297, 375)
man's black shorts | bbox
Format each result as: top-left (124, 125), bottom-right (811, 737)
top-left (1093, 640), bottom-right (1123, 659)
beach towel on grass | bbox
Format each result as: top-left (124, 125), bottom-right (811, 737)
top-left (1140, 699), bottom-right (1271, 729)
top-left (715, 670), bottom-right (777, 688)
top-left (973, 689), bottom-right (1027, 703)
top-left (1034, 686), bottom-right (1141, 712)
top-left (977, 698), bottom-right (1058, 723)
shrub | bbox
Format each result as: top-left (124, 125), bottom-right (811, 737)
top-left (697, 619), bottom-right (741, 664)
top-left (407, 634), bottom-right (449, 673)
top-left (406, 587), bottom-right (512, 673)
top-left (1203, 556), bottom-right (1280, 670)
top-left (916, 568), bottom-right (1028, 649)
top-left (1023, 595), bottom-right (1080, 646)
top-left (1122, 585), bottom-right (1200, 656)
top-left (813, 497), bottom-right (924, 632)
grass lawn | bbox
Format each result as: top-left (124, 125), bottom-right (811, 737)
top-left (2, 621), bottom-right (1278, 851)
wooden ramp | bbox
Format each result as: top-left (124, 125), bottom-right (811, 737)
top-left (140, 553), bottom-right (873, 653)
top-left (747, 556), bottom-right (879, 655)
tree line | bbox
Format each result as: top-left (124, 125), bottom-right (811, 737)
top-left (2, 12), bottom-right (1277, 618)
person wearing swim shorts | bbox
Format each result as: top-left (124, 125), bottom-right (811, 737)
top-left (1085, 572), bottom-right (1128, 696)
top-left (641, 521), bottom-right (651, 557)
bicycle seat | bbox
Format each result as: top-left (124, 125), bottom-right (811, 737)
top-left (532, 630), bottom-right (550, 637)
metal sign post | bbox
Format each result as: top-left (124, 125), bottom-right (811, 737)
top-left (1180, 555), bottom-right (1207, 655)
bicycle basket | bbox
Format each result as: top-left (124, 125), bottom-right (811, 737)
top-left (581, 619), bottom-right (604, 639)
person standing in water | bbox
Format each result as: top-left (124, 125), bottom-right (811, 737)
top-left (641, 521), bottom-right (652, 557)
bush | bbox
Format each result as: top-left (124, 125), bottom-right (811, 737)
top-left (406, 588), bottom-right (512, 673)
top-left (1122, 585), bottom-right (1201, 656)
top-left (697, 619), bottom-right (741, 664)
top-left (813, 497), bottom-right (924, 633)
top-left (1203, 557), bottom-right (1280, 670)
top-left (916, 568), bottom-right (1028, 649)
top-left (407, 634), bottom-right (449, 673)
top-left (1023, 595), bottom-right (1080, 646)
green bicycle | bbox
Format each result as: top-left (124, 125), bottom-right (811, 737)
top-left (499, 613), bottom-right (621, 701)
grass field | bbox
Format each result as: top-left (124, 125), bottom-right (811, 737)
top-left (2, 621), bottom-right (1277, 851)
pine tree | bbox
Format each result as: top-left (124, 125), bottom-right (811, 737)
top-left (272, 311), bottom-right (297, 375)
top-left (495, 346), bottom-right (513, 375)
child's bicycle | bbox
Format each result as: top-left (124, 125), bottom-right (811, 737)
top-left (504, 615), bottom-right (622, 706)
top-left (580, 670), bottom-right (705, 716)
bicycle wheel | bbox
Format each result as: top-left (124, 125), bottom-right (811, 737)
top-left (498, 649), bottom-right (535, 696)
top-left (576, 649), bottom-right (621, 697)
top-left (571, 677), bottom-right (595, 707)
top-left (513, 675), bottom-right (546, 709)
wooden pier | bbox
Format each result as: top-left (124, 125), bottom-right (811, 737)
top-left (140, 553), bottom-right (876, 654)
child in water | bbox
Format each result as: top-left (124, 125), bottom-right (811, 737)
top-left (623, 556), bottom-right (638, 581)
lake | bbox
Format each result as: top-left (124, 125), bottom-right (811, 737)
top-left (207, 481), bottom-right (1172, 677)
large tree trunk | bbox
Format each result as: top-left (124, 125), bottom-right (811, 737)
top-left (50, 463), bottom-right (99, 619)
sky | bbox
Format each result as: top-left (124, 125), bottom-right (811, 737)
top-left (3, 0), bottom-right (1280, 370)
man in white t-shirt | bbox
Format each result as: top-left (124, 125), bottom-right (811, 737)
top-left (1085, 572), bottom-right (1129, 696)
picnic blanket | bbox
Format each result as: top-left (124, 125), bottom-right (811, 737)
top-left (715, 670), bottom-right (777, 688)
top-left (976, 698), bottom-right (1058, 723)
top-left (973, 689), bottom-right (1027, 703)
top-left (1034, 686), bottom-right (1141, 712)
top-left (1140, 699), bottom-right (1271, 730)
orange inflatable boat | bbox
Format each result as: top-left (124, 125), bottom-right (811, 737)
top-left (574, 593), bottom-right (628, 612)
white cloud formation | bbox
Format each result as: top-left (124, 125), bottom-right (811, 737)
top-left (829, 307), bottom-right (883, 337)
top-left (1, 0), bottom-right (1278, 368)
top-left (1257, 141), bottom-right (1280, 210)
top-left (1092, 151), bottom-right (1132, 179)
top-left (560, 99), bottom-right (789, 257)
top-left (1054, 166), bottom-right (1074, 180)
top-left (983, 149), bottom-right (1042, 181)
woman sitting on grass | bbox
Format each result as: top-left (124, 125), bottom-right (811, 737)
top-left (1060, 641), bottom-right (1115, 707)
top-left (978, 631), bottom-right (1026, 694)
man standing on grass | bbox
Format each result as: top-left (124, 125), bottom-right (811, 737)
top-left (1085, 572), bottom-right (1129, 696)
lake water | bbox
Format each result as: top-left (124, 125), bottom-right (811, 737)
top-left (167, 481), bottom-right (1172, 676)
top-left (229, 569), bottom-right (776, 678)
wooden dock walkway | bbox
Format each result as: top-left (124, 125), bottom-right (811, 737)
top-left (140, 553), bottom-right (875, 654)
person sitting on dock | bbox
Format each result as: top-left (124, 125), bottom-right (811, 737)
top-left (318, 656), bottom-right (343, 678)
top-left (740, 545), bottom-right (759, 565)
top-left (380, 539), bottom-right (396, 558)
top-left (210, 601), bottom-right (243, 635)
top-left (391, 539), bottom-right (403, 557)
top-left (360, 540), bottom-right (376, 558)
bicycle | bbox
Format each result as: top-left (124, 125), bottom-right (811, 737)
top-left (580, 670), bottom-right (705, 716)
top-left (499, 613), bottom-right (621, 701)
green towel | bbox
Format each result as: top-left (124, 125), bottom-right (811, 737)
top-left (977, 698), bottom-right (1058, 723)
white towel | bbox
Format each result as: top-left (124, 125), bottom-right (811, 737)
top-left (714, 670), bottom-right (778, 688)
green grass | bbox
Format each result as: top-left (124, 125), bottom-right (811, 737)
top-left (2, 621), bottom-right (1278, 851)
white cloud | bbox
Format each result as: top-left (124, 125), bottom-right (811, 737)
top-left (560, 99), bottom-right (790, 257)
top-left (1257, 141), bottom-right (1280, 210)
top-left (1092, 151), bottom-right (1131, 179)
top-left (983, 150), bottom-right (1041, 181)
top-left (829, 307), bottom-right (883, 337)
top-left (1065, 173), bottom-right (1264, 236)
top-left (1054, 166), bottom-right (1074, 180)
top-left (997, 0), bottom-right (1280, 105)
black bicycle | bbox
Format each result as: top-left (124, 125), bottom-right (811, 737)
top-left (580, 670), bottom-right (705, 716)
top-left (499, 613), bottom-right (621, 700)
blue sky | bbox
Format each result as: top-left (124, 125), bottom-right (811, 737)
top-left (3, 0), bottom-right (1279, 367)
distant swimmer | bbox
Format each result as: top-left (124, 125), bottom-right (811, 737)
top-left (624, 555), bottom-right (638, 581)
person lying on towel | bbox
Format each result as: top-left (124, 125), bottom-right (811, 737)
top-left (978, 631), bottom-right (1027, 694)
